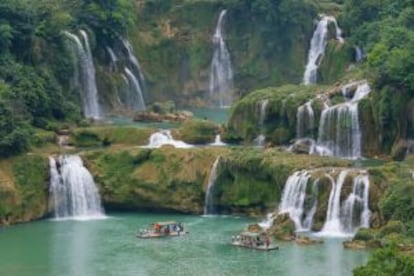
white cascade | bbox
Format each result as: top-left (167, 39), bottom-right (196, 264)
top-left (316, 82), bottom-right (371, 159)
top-left (49, 155), bottom-right (105, 220)
top-left (320, 171), bottom-right (348, 235)
top-left (341, 173), bottom-right (371, 233)
top-left (355, 46), bottom-right (364, 62)
top-left (303, 15), bottom-right (344, 85)
top-left (121, 39), bottom-right (145, 89)
top-left (124, 67), bottom-right (146, 111)
top-left (204, 157), bottom-right (221, 215)
top-left (209, 9), bottom-right (234, 108)
top-left (106, 47), bottom-right (118, 72)
top-left (65, 31), bottom-right (101, 119)
top-left (141, 130), bottom-right (193, 149)
top-left (254, 99), bottom-right (269, 146)
top-left (318, 170), bottom-right (371, 236)
top-left (279, 171), bottom-right (312, 231)
top-left (210, 135), bottom-right (226, 146)
top-left (296, 101), bottom-right (315, 138)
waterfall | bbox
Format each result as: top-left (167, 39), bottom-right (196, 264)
top-left (355, 46), bottom-right (364, 62)
top-left (258, 99), bottom-right (269, 128)
top-left (209, 9), bottom-right (234, 108)
top-left (316, 82), bottom-right (371, 159)
top-left (121, 38), bottom-right (146, 90)
top-left (296, 101), bottom-right (315, 138)
top-left (279, 171), bottom-right (312, 231)
top-left (341, 174), bottom-right (371, 232)
top-left (106, 47), bottom-right (118, 72)
top-left (262, 169), bottom-right (371, 236)
top-left (64, 31), bottom-right (101, 119)
top-left (254, 99), bottom-right (269, 146)
top-left (141, 130), bottom-right (193, 149)
top-left (204, 157), bottom-right (221, 215)
top-left (49, 155), bottom-right (105, 220)
top-left (124, 67), bottom-right (146, 111)
top-left (318, 170), bottom-right (371, 236)
top-left (320, 171), bottom-right (348, 235)
top-left (210, 135), bottom-right (226, 146)
top-left (303, 16), bottom-right (344, 85)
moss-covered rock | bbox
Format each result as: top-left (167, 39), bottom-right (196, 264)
top-left (268, 213), bottom-right (296, 241)
top-left (70, 126), bottom-right (155, 147)
top-left (174, 119), bottom-right (219, 144)
top-left (228, 84), bottom-right (326, 144)
top-left (0, 155), bottom-right (48, 226)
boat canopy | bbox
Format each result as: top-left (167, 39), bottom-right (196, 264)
top-left (155, 221), bottom-right (178, 226)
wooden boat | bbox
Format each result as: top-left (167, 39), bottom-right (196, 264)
top-left (136, 221), bottom-right (187, 239)
top-left (231, 231), bottom-right (279, 251)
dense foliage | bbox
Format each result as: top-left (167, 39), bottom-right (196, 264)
top-left (341, 0), bottom-right (414, 151)
top-left (0, 0), bottom-right (135, 157)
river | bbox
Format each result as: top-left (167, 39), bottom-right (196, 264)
top-left (0, 213), bottom-right (368, 276)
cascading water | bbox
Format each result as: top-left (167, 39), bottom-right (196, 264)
top-left (209, 9), bottom-right (234, 108)
top-left (318, 170), bottom-right (371, 236)
top-left (354, 46), bottom-right (364, 62)
top-left (124, 67), bottom-right (146, 111)
top-left (254, 99), bottom-right (269, 146)
top-left (296, 101), bottom-right (315, 139)
top-left (316, 82), bottom-right (371, 159)
top-left (262, 169), bottom-right (371, 236)
top-left (106, 47), bottom-right (118, 72)
top-left (303, 15), bottom-right (344, 85)
top-left (279, 171), bottom-right (313, 231)
top-left (204, 157), bottom-right (221, 215)
top-left (121, 38), bottom-right (146, 91)
top-left (141, 130), bottom-right (193, 149)
top-left (320, 171), bottom-right (348, 235)
top-left (341, 174), bottom-right (371, 233)
top-left (49, 155), bottom-right (105, 220)
top-left (120, 38), bottom-right (146, 111)
top-left (65, 31), bottom-right (101, 119)
top-left (210, 135), bottom-right (226, 146)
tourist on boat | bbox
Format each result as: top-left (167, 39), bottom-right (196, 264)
top-left (265, 236), bottom-right (270, 248)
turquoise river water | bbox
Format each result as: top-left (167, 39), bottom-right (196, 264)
top-left (0, 213), bottom-right (369, 276)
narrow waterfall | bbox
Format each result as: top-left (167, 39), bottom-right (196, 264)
top-left (209, 9), bottom-right (234, 108)
top-left (303, 16), bottom-right (344, 85)
top-left (279, 171), bottom-right (312, 231)
top-left (141, 130), bottom-right (193, 149)
top-left (316, 82), bottom-right (371, 159)
top-left (318, 170), bottom-right (371, 236)
top-left (354, 46), bottom-right (364, 62)
top-left (121, 38), bottom-right (146, 110)
top-left (254, 99), bottom-right (269, 146)
top-left (124, 67), bottom-right (146, 111)
top-left (65, 31), bottom-right (101, 119)
top-left (49, 155), bottom-right (105, 220)
top-left (342, 174), bottom-right (371, 232)
top-left (210, 135), bottom-right (226, 146)
top-left (121, 38), bottom-right (146, 90)
top-left (296, 101), bottom-right (315, 138)
top-left (204, 157), bottom-right (221, 215)
top-left (106, 47), bottom-right (118, 72)
top-left (320, 171), bottom-right (348, 235)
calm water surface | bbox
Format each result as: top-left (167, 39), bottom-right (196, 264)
top-left (0, 213), bottom-right (368, 276)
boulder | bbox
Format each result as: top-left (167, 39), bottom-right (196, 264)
top-left (295, 235), bottom-right (324, 246)
top-left (268, 213), bottom-right (296, 241)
